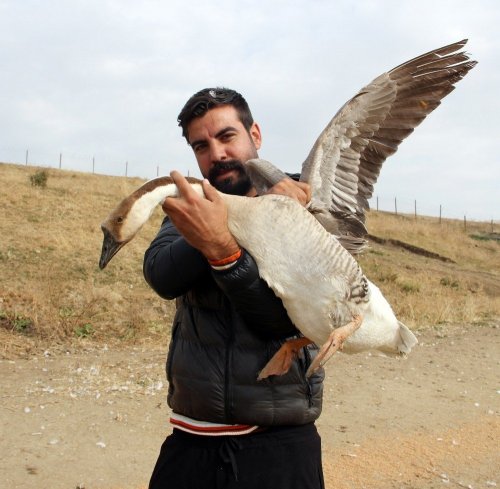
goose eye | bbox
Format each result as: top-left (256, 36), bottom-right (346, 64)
top-left (117, 216), bottom-right (124, 223)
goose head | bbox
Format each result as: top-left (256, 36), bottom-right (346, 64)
top-left (99, 191), bottom-right (153, 270)
top-left (99, 175), bottom-right (203, 269)
top-left (99, 196), bottom-right (137, 270)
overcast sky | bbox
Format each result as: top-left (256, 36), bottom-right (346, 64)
top-left (1, 0), bottom-right (498, 221)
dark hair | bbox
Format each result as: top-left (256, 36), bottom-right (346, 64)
top-left (177, 88), bottom-right (254, 142)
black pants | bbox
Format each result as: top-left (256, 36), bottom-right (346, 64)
top-left (149, 423), bottom-right (325, 489)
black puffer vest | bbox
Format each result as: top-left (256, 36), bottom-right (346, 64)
top-left (145, 219), bottom-right (323, 426)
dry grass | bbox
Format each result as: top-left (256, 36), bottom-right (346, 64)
top-left (0, 162), bottom-right (498, 355)
top-left (359, 212), bottom-right (500, 329)
top-left (0, 162), bottom-right (176, 356)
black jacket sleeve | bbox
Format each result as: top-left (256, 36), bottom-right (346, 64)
top-left (143, 217), bottom-right (298, 339)
top-left (211, 250), bottom-right (298, 339)
top-left (143, 217), bottom-right (209, 300)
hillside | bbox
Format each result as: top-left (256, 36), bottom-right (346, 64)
top-left (1, 162), bottom-right (499, 356)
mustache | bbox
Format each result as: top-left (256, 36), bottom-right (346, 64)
top-left (208, 160), bottom-right (246, 180)
top-left (208, 160), bottom-right (253, 196)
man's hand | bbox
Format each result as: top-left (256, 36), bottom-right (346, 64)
top-left (265, 178), bottom-right (311, 206)
top-left (162, 171), bottom-right (240, 261)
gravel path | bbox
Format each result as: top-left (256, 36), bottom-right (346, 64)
top-left (1, 324), bottom-right (498, 489)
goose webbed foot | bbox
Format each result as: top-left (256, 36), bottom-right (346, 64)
top-left (257, 337), bottom-right (312, 380)
top-left (306, 314), bottom-right (363, 378)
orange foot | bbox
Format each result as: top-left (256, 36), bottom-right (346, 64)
top-left (306, 314), bottom-right (363, 378)
top-left (257, 337), bottom-right (312, 380)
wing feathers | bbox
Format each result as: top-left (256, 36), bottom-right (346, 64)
top-left (300, 39), bottom-right (476, 249)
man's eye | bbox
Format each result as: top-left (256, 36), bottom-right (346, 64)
top-left (193, 144), bottom-right (207, 153)
top-left (221, 133), bottom-right (235, 142)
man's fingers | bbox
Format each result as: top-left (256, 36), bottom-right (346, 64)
top-left (161, 171), bottom-right (191, 214)
top-left (267, 178), bottom-right (311, 206)
top-left (161, 194), bottom-right (179, 213)
top-left (202, 179), bottom-right (221, 202)
top-left (170, 170), bottom-right (195, 198)
top-left (295, 181), bottom-right (312, 204)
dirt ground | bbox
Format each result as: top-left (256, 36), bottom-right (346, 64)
top-left (1, 323), bottom-right (498, 489)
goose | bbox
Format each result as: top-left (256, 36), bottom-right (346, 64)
top-left (99, 39), bottom-right (475, 378)
top-left (99, 173), bottom-right (417, 378)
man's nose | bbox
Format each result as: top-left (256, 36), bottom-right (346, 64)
top-left (210, 141), bottom-right (228, 162)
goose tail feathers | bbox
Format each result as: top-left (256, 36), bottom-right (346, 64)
top-left (397, 321), bottom-right (418, 354)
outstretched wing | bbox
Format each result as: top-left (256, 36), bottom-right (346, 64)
top-left (300, 39), bottom-right (477, 230)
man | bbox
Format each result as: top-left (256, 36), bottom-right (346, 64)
top-left (144, 88), bottom-right (325, 489)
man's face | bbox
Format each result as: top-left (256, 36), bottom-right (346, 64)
top-left (186, 105), bottom-right (261, 196)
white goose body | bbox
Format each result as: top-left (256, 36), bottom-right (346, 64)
top-left (222, 191), bottom-right (414, 354)
top-left (100, 179), bottom-right (416, 356)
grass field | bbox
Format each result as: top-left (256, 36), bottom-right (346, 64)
top-left (1, 162), bottom-right (499, 356)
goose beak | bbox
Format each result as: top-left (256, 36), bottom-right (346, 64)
top-left (99, 227), bottom-right (125, 269)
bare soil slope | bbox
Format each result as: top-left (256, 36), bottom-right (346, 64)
top-left (2, 323), bottom-right (498, 489)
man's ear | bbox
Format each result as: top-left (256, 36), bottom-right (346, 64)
top-left (250, 122), bottom-right (262, 150)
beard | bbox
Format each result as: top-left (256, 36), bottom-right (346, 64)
top-left (208, 160), bottom-right (253, 196)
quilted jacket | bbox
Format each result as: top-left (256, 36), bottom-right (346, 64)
top-left (143, 217), bottom-right (323, 426)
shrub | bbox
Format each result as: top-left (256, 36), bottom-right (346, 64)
top-left (0, 311), bottom-right (35, 335)
top-left (13, 316), bottom-right (33, 333)
top-left (75, 323), bottom-right (94, 338)
top-left (400, 282), bottom-right (420, 294)
top-left (29, 170), bottom-right (48, 188)
top-left (440, 277), bottom-right (459, 289)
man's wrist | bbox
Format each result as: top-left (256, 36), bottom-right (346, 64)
top-left (201, 235), bottom-right (240, 262)
top-left (208, 248), bottom-right (243, 270)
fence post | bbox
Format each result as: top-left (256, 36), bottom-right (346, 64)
top-left (125, 161), bottom-right (128, 177)
top-left (439, 205), bottom-right (442, 225)
top-left (414, 199), bottom-right (417, 220)
top-left (92, 156), bottom-right (95, 174)
top-left (376, 196), bottom-right (379, 211)
top-left (464, 215), bottom-right (467, 231)
top-left (394, 197), bottom-right (398, 216)
top-left (157, 165), bottom-right (159, 177)
top-left (25, 149), bottom-right (29, 165)
top-left (59, 153), bottom-right (62, 169)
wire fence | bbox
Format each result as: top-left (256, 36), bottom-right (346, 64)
top-left (2, 149), bottom-right (498, 231)
top-left (0, 146), bottom-right (199, 181)
top-left (372, 195), bottom-right (498, 234)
